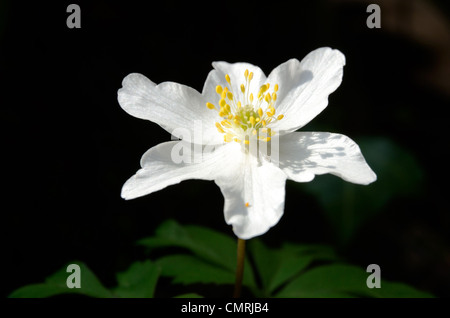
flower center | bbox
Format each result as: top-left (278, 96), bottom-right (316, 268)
top-left (206, 69), bottom-right (284, 145)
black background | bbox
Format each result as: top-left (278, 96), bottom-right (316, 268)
top-left (2, 0), bottom-right (450, 298)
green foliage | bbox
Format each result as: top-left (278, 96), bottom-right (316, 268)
top-left (275, 264), bottom-right (431, 298)
top-left (138, 219), bottom-right (257, 289)
top-left (9, 260), bottom-right (159, 298)
top-left (9, 261), bottom-right (114, 298)
top-left (10, 220), bottom-right (433, 298)
top-left (138, 220), bottom-right (431, 298)
top-left (113, 260), bottom-right (160, 298)
top-left (156, 254), bottom-right (236, 285)
top-left (298, 137), bottom-right (424, 245)
top-left (249, 240), bottom-right (339, 296)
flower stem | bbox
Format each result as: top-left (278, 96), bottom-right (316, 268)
top-left (233, 238), bottom-right (246, 298)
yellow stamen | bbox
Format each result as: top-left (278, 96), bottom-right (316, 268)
top-left (205, 73), bottom-right (284, 146)
top-left (245, 202), bottom-right (250, 207)
top-left (221, 120), bottom-right (231, 127)
top-left (259, 84), bottom-right (268, 93)
top-left (215, 123), bottom-right (224, 133)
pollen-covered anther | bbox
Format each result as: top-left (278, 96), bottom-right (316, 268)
top-left (215, 122), bottom-right (224, 133)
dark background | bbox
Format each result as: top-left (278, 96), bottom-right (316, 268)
top-left (2, 0), bottom-right (450, 297)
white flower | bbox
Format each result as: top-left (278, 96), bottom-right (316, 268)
top-left (118, 47), bottom-right (377, 240)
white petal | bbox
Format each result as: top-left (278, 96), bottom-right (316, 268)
top-left (214, 147), bottom-right (287, 240)
top-left (202, 61), bottom-right (266, 105)
top-left (121, 141), bottom-right (234, 200)
top-left (267, 48), bottom-right (346, 133)
top-left (277, 132), bottom-right (377, 185)
top-left (118, 73), bottom-right (223, 145)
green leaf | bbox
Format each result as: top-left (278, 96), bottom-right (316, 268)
top-left (275, 263), bottom-right (370, 297)
top-left (369, 280), bottom-right (433, 298)
top-left (113, 260), bottom-right (160, 298)
top-left (9, 261), bottom-right (113, 298)
top-left (275, 264), bottom-right (433, 298)
top-left (138, 220), bottom-right (256, 288)
top-left (299, 137), bottom-right (424, 245)
top-left (250, 240), bottom-right (339, 296)
top-left (138, 220), bottom-right (236, 270)
top-left (9, 284), bottom-right (76, 298)
top-left (156, 254), bottom-right (236, 285)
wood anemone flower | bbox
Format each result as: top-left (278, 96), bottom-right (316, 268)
top-left (118, 47), bottom-right (377, 240)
